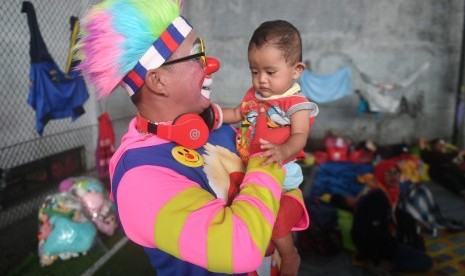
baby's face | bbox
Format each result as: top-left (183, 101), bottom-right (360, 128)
top-left (248, 43), bottom-right (302, 98)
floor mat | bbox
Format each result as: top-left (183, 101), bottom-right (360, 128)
top-left (425, 230), bottom-right (465, 275)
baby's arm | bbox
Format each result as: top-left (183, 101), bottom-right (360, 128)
top-left (260, 109), bottom-right (310, 165)
top-left (221, 105), bottom-right (243, 124)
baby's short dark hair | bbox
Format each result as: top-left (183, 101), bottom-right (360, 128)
top-left (248, 20), bottom-right (302, 65)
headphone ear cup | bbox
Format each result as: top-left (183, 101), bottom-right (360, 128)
top-left (199, 104), bottom-right (222, 131)
top-left (199, 105), bottom-right (215, 131)
top-left (157, 114), bottom-right (209, 149)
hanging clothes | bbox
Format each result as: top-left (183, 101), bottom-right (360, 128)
top-left (455, 94), bottom-right (464, 129)
top-left (356, 63), bottom-right (430, 113)
top-left (298, 66), bottom-right (352, 103)
top-left (65, 16), bottom-right (80, 74)
top-left (22, 1), bottom-right (89, 135)
top-left (96, 112), bottom-right (115, 180)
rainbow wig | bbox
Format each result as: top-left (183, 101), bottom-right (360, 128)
top-left (76, 0), bottom-right (188, 98)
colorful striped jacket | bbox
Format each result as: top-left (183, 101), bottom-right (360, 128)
top-left (109, 119), bottom-right (308, 275)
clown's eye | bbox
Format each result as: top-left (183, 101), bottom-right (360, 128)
top-left (191, 42), bottom-right (202, 55)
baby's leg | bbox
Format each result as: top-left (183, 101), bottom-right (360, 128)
top-left (271, 194), bottom-right (304, 276)
top-left (272, 233), bottom-right (300, 276)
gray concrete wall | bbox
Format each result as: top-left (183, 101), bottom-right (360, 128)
top-left (185, 0), bottom-right (465, 145)
top-left (1, 0), bottom-right (464, 171)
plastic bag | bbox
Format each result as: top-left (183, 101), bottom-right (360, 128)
top-left (38, 192), bottom-right (97, 266)
top-left (65, 177), bottom-right (118, 236)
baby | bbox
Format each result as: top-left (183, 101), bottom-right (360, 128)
top-left (221, 20), bottom-right (318, 275)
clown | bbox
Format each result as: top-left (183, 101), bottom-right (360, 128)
top-left (76, 0), bottom-right (308, 275)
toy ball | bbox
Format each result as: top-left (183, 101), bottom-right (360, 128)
top-left (58, 178), bottom-right (75, 192)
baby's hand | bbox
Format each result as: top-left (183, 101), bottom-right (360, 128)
top-left (259, 138), bottom-right (289, 166)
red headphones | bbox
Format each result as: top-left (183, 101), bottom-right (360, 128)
top-left (136, 104), bottom-right (222, 149)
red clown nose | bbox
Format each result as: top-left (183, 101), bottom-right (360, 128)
top-left (204, 57), bottom-right (220, 75)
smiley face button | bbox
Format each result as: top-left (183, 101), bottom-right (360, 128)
top-left (171, 146), bottom-right (204, 167)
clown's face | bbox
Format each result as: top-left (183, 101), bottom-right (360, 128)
top-left (161, 32), bottom-right (220, 115)
top-left (172, 32), bottom-right (210, 113)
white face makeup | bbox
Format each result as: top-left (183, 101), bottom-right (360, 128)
top-left (201, 75), bottom-right (212, 99)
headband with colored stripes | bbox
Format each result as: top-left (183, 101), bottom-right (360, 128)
top-left (121, 16), bottom-right (192, 96)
